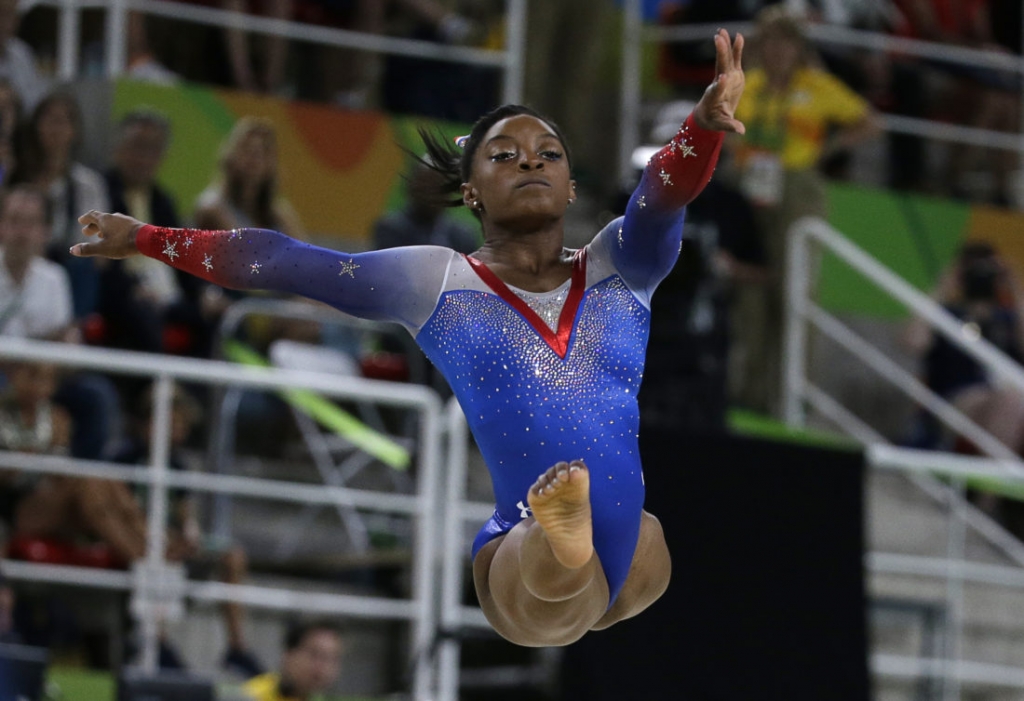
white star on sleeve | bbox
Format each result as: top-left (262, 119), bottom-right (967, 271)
top-left (202, 254), bottom-right (213, 272)
top-left (338, 259), bottom-right (361, 278)
top-left (163, 241), bottom-right (178, 261)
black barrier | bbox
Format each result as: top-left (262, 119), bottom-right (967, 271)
top-left (561, 429), bottom-right (869, 701)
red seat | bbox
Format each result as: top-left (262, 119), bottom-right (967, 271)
top-left (7, 536), bottom-right (123, 569)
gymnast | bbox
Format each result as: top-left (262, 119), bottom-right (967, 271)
top-left (72, 29), bottom-right (745, 647)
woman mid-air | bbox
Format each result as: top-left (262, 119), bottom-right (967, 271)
top-left (73, 30), bottom-right (746, 648)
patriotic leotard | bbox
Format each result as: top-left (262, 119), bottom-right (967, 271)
top-left (136, 114), bottom-right (723, 605)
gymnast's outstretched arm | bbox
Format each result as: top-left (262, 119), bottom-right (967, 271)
top-left (602, 29), bottom-right (745, 303)
top-left (71, 214), bottom-right (452, 332)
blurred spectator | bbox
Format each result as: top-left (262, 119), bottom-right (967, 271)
top-left (522, 0), bottom-right (616, 186)
top-left (300, 0), bottom-right (479, 108)
top-left (891, 0), bottom-right (1019, 204)
top-left (110, 382), bottom-right (263, 677)
top-left (0, 361), bottom-right (69, 546)
top-left (658, 0), bottom-right (778, 98)
top-left (194, 117), bottom-right (302, 237)
top-left (224, 0), bottom-right (291, 93)
top-left (0, 0), bottom-right (46, 111)
top-left (729, 6), bottom-right (879, 416)
top-left (372, 160), bottom-right (479, 253)
top-left (0, 185), bottom-right (119, 462)
top-left (100, 109), bottom-right (211, 358)
top-left (903, 241), bottom-right (1024, 533)
top-left (381, 0), bottom-right (498, 122)
top-left (0, 78), bottom-right (21, 186)
top-left (0, 572), bottom-right (19, 643)
top-left (125, 12), bottom-right (180, 85)
top-left (0, 186), bottom-right (74, 342)
top-left (904, 241), bottom-right (1024, 453)
top-left (244, 619), bottom-right (342, 701)
top-left (641, 176), bottom-right (768, 433)
top-left (11, 90), bottom-right (111, 319)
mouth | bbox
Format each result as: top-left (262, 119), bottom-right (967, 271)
top-left (516, 179), bottom-right (551, 189)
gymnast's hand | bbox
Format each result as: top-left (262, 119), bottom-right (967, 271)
top-left (694, 28), bottom-right (746, 135)
top-left (71, 210), bottom-right (145, 259)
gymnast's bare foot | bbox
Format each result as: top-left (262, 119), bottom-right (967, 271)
top-left (527, 460), bottom-right (594, 570)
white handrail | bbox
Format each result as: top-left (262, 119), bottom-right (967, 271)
top-left (0, 336), bottom-right (443, 699)
top-left (794, 217), bottom-right (1024, 397)
top-left (649, 20), bottom-right (1024, 74)
top-left (783, 217), bottom-right (1024, 693)
top-left (33, 0), bottom-right (526, 101)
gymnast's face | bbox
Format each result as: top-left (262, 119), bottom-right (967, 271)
top-left (462, 115), bottom-right (575, 231)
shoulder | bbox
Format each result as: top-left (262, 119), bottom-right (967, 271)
top-left (28, 256), bottom-right (71, 286)
top-left (583, 217), bottom-right (622, 278)
top-left (70, 162), bottom-right (108, 190)
top-left (800, 67), bottom-right (859, 95)
top-left (745, 68), bottom-right (767, 91)
top-left (242, 672), bottom-right (279, 700)
top-left (4, 38), bottom-right (35, 63)
top-left (194, 187), bottom-right (224, 211)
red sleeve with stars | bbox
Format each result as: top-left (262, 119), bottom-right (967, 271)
top-left (605, 113), bottom-right (725, 298)
top-left (135, 225), bottom-right (452, 331)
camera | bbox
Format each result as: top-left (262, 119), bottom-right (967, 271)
top-left (959, 243), bottom-right (1000, 302)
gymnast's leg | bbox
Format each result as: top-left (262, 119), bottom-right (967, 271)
top-left (472, 460), bottom-right (672, 647)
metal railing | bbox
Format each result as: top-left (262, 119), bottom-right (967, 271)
top-left (619, 8), bottom-right (1024, 186)
top-left (0, 335), bottom-right (444, 700)
top-left (19, 0), bottom-right (527, 106)
top-left (785, 216), bottom-right (1024, 696)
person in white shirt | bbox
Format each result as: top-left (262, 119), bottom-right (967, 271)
top-left (0, 0), bottom-right (46, 111)
top-left (0, 185), bottom-right (74, 340)
top-left (0, 185), bottom-right (119, 461)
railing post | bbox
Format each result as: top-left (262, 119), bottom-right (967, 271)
top-left (783, 217), bottom-right (812, 426)
top-left (136, 374), bottom-right (174, 672)
top-left (56, 0), bottom-right (80, 80)
top-left (104, 0), bottom-right (128, 77)
top-left (618, 0), bottom-right (642, 188)
top-left (437, 399), bottom-right (469, 701)
top-left (501, 0), bottom-right (526, 105)
top-left (944, 478), bottom-right (967, 701)
top-left (410, 394), bottom-right (442, 700)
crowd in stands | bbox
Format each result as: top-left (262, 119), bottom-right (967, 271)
top-left (0, 0), bottom-right (1023, 693)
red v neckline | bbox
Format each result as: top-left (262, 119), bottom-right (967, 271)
top-left (463, 250), bottom-right (587, 359)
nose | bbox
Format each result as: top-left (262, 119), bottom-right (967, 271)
top-left (518, 153), bottom-right (544, 170)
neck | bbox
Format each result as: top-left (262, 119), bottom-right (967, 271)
top-left (3, 252), bottom-right (30, 285)
top-left (766, 66), bottom-right (796, 91)
top-left (476, 222), bottom-right (566, 274)
top-left (44, 152), bottom-right (71, 180)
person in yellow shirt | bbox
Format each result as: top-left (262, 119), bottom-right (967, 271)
top-left (244, 620), bottom-right (343, 701)
top-left (729, 5), bottom-right (880, 416)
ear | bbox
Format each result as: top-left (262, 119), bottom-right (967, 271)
top-left (568, 179), bottom-right (578, 204)
top-left (461, 183), bottom-right (478, 210)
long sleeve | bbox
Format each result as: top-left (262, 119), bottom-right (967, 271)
top-left (135, 225), bottom-right (453, 332)
top-left (601, 113), bottom-right (724, 304)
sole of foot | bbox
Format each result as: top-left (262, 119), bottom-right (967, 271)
top-left (526, 460), bottom-right (594, 569)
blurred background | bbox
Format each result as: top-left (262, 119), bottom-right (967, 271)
top-left (1, 0), bottom-right (1024, 699)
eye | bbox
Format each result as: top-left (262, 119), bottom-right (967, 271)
top-left (490, 151), bottom-right (515, 162)
top-left (540, 150), bottom-right (563, 161)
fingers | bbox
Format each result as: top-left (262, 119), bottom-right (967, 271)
top-left (77, 210), bottom-right (102, 227)
top-left (70, 242), bottom-right (98, 258)
top-left (78, 210), bottom-right (105, 238)
top-left (713, 29), bottom-right (744, 76)
top-left (714, 29), bottom-right (730, 76)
